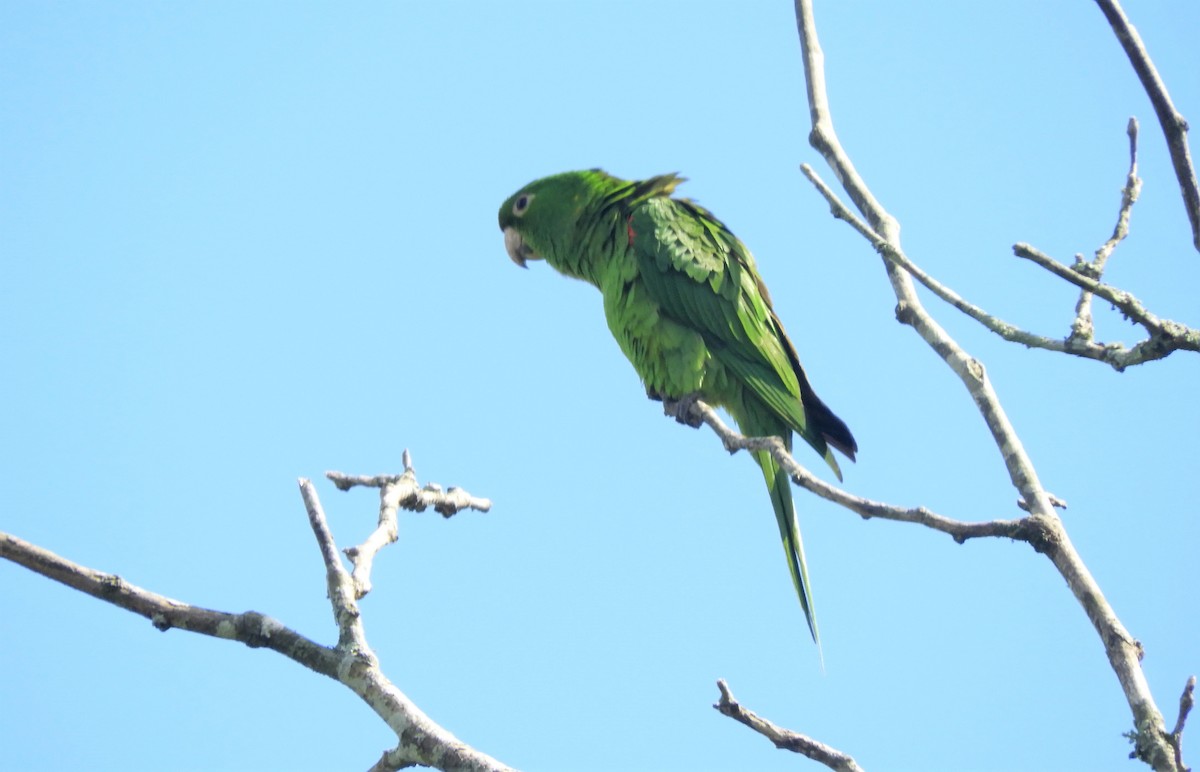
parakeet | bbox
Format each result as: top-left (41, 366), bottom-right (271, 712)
top-left (499, 170), bottom-right (856, 647)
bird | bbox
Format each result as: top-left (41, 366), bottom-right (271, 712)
top-left (499, 169), bottom-right (856, 649)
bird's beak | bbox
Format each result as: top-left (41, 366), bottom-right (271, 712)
top-left (503, 226), bottom-right (539, 268)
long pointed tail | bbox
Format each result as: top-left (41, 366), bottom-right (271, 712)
top-left (753, 447), bottom-right (821, 652)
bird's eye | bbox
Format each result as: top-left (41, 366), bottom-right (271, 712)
top-left (513, 193), bottom-right (533, 216)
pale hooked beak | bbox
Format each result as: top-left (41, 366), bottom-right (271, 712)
top-left (503, 226), bottom-right (539, 268)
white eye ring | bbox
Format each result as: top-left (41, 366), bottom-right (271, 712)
top-left (513, 193), bottom-right (534, 216)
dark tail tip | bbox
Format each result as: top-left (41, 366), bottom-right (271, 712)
top-left (810, 398), bottom-right (857, 462)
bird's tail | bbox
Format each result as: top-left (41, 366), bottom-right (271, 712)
top-left (753, 445), bottom-right (822, 657)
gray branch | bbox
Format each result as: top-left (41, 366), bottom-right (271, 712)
top-left (1011, 242), bottom-right (1199, 369)
top-left (1, 459), bottom-right (511, 772)
top-left (1094, 0), bottom-right (1200, 252)
top-left (714, 680), bottom-right (864, 772)
top-left (777, 0), bottom-right (1191, 769)
top-left (1073, 118), bottom-right (1142, 339)
top-left (0, 530), bottom-right (337, 676)
top-left (328, 451), bottom-right (493, 519)
top-left (1166, 676), bottom-right (1196, 772)
top-left (328, 449), bottom-right (493, 598)
top-left (799, 143), bottom-right (1197, 371)
top-left (668, 398), bottom-right (1028, 545)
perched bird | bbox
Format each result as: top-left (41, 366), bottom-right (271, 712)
top-left (499, 170), bottom-right (856, 647)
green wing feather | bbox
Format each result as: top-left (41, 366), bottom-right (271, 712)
top-left (628, 196), bottom-right (843, 473)
top-left (626, 194), bottom-right (841, 644)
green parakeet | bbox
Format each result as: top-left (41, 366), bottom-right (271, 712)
top-left (499, 169), bottom-right (856, 647)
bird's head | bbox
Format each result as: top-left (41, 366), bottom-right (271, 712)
top-left (498, 170), bottom-right (615, 269)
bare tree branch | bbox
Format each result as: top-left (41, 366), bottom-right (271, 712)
top-left (1093, 0), bottom-right (1200, 252)
top-left (671, 391), bottom-right (1172, 742)
top-left (1012, 242), bottom-right (1200, 368)
top-left (785, 0), bottom-right (1186, 769)
top-left (1, 461), bottom-right (512, 772)
top-left (300, 476), bottom-right (370, 652)
top-left (327, 453), bottom-right (494, 518)
top-left (1167, 676), bottom-right (1196, 772)
top-left (800, 163), bottom-right (1115, 359)
top-left (800, 155), bottom-right (1198, 371)
top-left (714, 680), bottom-right (864, 772)
top-left (1072, 117), bottom-right (1143, 340)
top-left (1012, 243), bottom-right (1157, 331)
top-left (328, 450), bottom-right (493, 598)
top-left (0, 530), bottom-right (339, 675)
top-left (299, 474), bottom-right (511, 772)
top-left (667, 398), bottom-right (1028, 544)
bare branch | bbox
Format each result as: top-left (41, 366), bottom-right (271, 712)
top-left (342, 477), bottom-right (401, 599)
top-left (326, 451), bottom-right (493, 599)
top-left (714, 680), bottom-right (864, 772)
top-left (328, 452), bottom-right (493, 517)
top-left (668, 398), bottom-right (1028, 544)
top-left (795, 0), bottom-right (1051, 523)
top-left (1013, 243), bottom-right (1200, 366)
top-left (793, 0), bottom-right (895, 238)
top-left (1168, 676), bottom-right (1197, 772)
top-left (801, 164), bottom-right (1099, 355)
top-left (1097, 118), bottom-right (1144, 271)
top-left (792, 1), bottom-right (1181, 767)
top-left (2, 463), bottom-right (512, 772)
top-left (1094, 0), bottom-right (1200, 252)
top-left (1074, 118), bottom-right (1143, 340)
top-left (802, 161), bottom-right (1198, 370)
top-left (300, 477), bottom-right (372, 654)
top-left (0, 530), bottom-right (340, 676)
top-left (1013, 243), bottom-right (1160, 330)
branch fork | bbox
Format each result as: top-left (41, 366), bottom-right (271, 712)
top-left (707, 2), bottom-right (1196, 769)
top-left (2, 453), bottom-right (508, 772)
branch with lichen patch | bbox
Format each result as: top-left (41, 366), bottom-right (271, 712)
top-left (801, 160), bottom-right (1198, 371)
top-left (1, 460), bottom-right (511, 772)
top-left (789, 0), bottom-right (1183, 768)
top-left (1072, 117), bottom-right (1143, 340)
top-left (327, 450), bottom-right (492, 598)
top-left (1012, 242), bottom-right (1200, 368)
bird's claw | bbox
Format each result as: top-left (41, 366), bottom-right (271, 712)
top-left (662, 393), bottom-right (703, 428)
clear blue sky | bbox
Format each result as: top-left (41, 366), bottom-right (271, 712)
top-left (2, 3), bottom-right (1197, 771)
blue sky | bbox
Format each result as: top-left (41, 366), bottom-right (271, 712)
top-left (2, 3), bottom-right (1197, 771)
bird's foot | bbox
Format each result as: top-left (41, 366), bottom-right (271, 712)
top-left (662, 392), bottom-right (704, 428)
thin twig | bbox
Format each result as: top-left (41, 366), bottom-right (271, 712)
top-left (1013, 243), bottom-right (1160, 330)
top-left (801, 164), bottom-right (1099, 354)
top-left (327, 451), bottom-right (494, 598)
top-left (328, 455), bottom-right (493, 517)
top-left (1169, 676), bottom-right (1196, 772)
top-left (1012, 243), bottom-right (1200, 367)
top-left (1074, 118), bottom-right (1143, 340)
top-left (1094, 0), bottom-right (1200, 252)
top-left (714, 680), bottom-right (864, 772)
top-left (802, 162), bottom-right (1198, 371)
top-left (300, 477), bottom-right (370, 653)
top-left (334, 456), bottom-right (415, 599)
